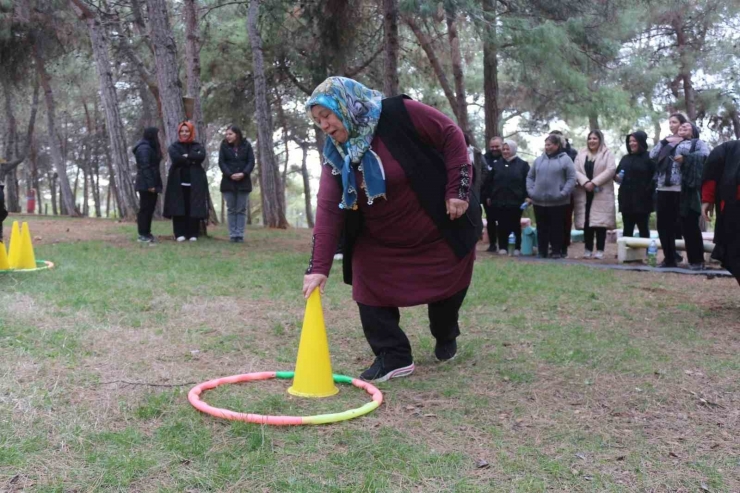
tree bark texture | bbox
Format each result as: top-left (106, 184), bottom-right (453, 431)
top-left (34, 46), bottom-right (78, 216)
top-left (70, 0), bottom-right (138, 220)
top-left (382, 0), bottom-right (400, 96)
top-left (247, 0), bottom-right (288, 228)
top-left (482, 0), bottom-right (500, 142)
top-left (145, 0), bottom-right (186, 146)
top-left (672, 18), bottom-right (697, 121)
top-left (445, 9), bottom-right (471, 138)
top-left (300, 143), bottom-right (315, 228)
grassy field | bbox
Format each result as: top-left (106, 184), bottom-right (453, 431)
top-left (1, 215), bottom-right (739, 492)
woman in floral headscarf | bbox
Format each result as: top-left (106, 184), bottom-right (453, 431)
top-left (303, 76), bottom-right (481, 383)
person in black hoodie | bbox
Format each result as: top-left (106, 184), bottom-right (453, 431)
top-left (163, 121), bottom-right (208, 242)
top-left (481, 137), bottom-right (503, 251)
top-left (615, 131), bottom-right (655, 238)
top-left (483, 139), bottom-right (529, 255)
top-left (133, 127), bottom-right (164, 243)
top-left (219, 125), bottom-right (255, 243)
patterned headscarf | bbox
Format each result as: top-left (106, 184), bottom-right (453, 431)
top-left (306, 76), bottom-right (385, 210)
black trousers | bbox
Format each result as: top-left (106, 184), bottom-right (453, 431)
top-left (493, 206), bottom-right (522, 250)
top-left (584, 227), bottom-right (607, 251)
top-left (0, 186), bottom-right (7, 241)
top-left (534, 205), bottom-right (567, 258)
top-left (172, 186), bottom-right (200, 239)
top-left (622, 213), bottom-right (650, 238)
top-left (656, 191), bottom-right (704, 265)
top-left (137, 191), bottom-right (158, 236)
top-left (562, 196), bottom-right (574, 254)
top-left (357, 287), bottom-right (468, 367)
top-left (483, 203), bottom-right (498, 249)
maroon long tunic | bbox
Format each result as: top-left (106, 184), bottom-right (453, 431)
top-left (309, 99), bottom-right (475, 307)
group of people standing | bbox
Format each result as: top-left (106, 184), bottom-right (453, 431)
top-left (132, 122), bottom-right (255, 244)
top-left (475, 113), bottom-right (723, 273)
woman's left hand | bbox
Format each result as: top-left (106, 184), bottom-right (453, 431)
top-left (674, 155), bottom-right (684, 163)
top-left (584, 182), bottom-right (595, 192)
top-left (446, 198), bottom-right (469, 220)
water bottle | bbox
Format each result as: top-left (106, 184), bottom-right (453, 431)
top-left (508, 233), bottom-right (516, 255)
top-left (520, 201), bottom-right (530, 210)
top-left (647, 240), bottom-right (658, 267)
top-left (594, 186), bottom-right (602, 193)
top-left (616, 169), bottom-right (625, 183)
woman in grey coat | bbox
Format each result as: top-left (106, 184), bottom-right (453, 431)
top-left (526, 134), bottom-right (577, 258)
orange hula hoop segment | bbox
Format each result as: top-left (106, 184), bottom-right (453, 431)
top-left (188, 371), bottom-right (383, 425)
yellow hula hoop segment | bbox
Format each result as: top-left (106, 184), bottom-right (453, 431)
top-left (188, 371), bottom-right (383, 425)
top-left (0, 260), bottom-right (54, 273)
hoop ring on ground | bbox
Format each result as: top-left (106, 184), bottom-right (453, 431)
top-left (188, 371), bottom-right (383, 425)
top-left (0, 260), bottom-right (54, 273)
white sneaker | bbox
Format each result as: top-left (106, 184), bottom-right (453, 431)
top-left (513, 249), bottom-right (521, 257)
top-left (189, 237), bottom-right (197, 242)
top-left (333, 253), bottom-right (344, 260)
top-left (594, 250), bottom-right (604, 259)
top-left (176, 236), bottom-right (186, 242)
top-left (498, 249), bottom-right (508, 255)
top-left (583, 250), bottom-right (593, 259)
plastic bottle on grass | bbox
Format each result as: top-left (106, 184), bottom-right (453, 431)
top-left (508, 233), bottom-right (516, 255)
top-left (647, 240), bottom-right (658, 267)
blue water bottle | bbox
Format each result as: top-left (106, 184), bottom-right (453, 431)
top-left (520, 201), bottom-right (530, 210)
top-left (647, 240), bottom-right (658, 267)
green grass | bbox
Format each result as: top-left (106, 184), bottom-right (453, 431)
top-left (1, 216), bottom-right (739, 491)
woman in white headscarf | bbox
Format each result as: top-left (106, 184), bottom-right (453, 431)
top-left (482, 139), bottom-right (530, 255)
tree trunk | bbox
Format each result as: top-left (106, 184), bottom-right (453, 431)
top-left (93, 161), bottom-right (101, 217)
top-left (145, 0), bottom-right (186, 147)
top-left (247, 0), bottom-right (288, 228)
top-left (34, 47), bottom-right (78, 216)
top-left (82, 163), bottom-right (89, 216)
top-left (403, 16), bottom-right (460, 126)
top-left (106, 146), bottom-right (123, 218)
top-left (445, 8), bottom-right (470, 137)
top-left (482, 0), bottom-right (499, 142)
top-left (70, 0), bottom-right (138, 220)
top-left (48, 172), bottom-right (58, 216)
top-left (300, 143), bottom-right (314, 228)
top-left (29, 141), bottom-right (41, 214)
top-left (5, 169), bottom-right (20, 212)
top-left (382, 0), bottom-right (400, 96)
top-left (588, 113), bottom-right (600, 130)
top-left (672, 19), bottom-right (697, 121)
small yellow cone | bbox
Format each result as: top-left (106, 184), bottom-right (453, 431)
top-left (16, 222), bottom-right (37, 270)
top-left (0, 241), bottom-right (9, 270)
top-left (7, 221), bottom-right (21, 269)
top-left (287, 290), bottom-right (339, 398)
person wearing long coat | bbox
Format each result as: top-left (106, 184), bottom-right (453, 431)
top-left (702, 141), bottom-right (740, 286)
top-left (133, 127), bottom-right (164, 242)
top-left (482, 139), bottom-right (529, 255)
top-left (303, 76), bottom-right (481, 383)
top-left (0, 182), bottom-right (7, 243)
top-left (218, 125), bottom-right (255, 242)
top-left (573, 130), bottom-right (617, 259)
top-left (615, 131), bottom-right (655, 238)
top-left (163, 121), bottom-right (208, 241)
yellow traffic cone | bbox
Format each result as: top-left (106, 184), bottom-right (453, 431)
top-left (16, 222), bottom-right (37, 270)
top-left (7, 221), bottom-right (21, 269)
top-left (287, 290), bottom-right (339, 398)
top-left (0, 241), bottom-right (9, 270)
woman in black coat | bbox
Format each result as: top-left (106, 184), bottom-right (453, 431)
top-left (615, 130), bottom-right (655, 238)
top-left (482, 139), bottom-right (529, 255)
top-left (218, 125), bottom-right (255, 242)
top-left (163, 121), bottom-right (208, 241)
top-left (133, 127), bottom-right (164, 242)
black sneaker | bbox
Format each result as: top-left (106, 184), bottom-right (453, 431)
top-left (360, 355), bottom-right (415, 383)
top-left (434, 339), bottom-right (457, 362)
top-left (147, 234), bottom-right (157, 243)
top-left (137, 235), bottom-right (152, 243)
top-left (229, 237), bottom-right (238, 243)
top-left (658, 260), bottom-right (677, 268)
top-left (688, 263), bottom-right (705, 271)
top-left (486, 245), bottom-right (497, 253)
top-left (236, 237), bottom-right (244, 243)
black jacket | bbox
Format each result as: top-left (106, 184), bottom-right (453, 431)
top-left (338, 95), bottom-right (482, 285)
top-left (0, 183), bottom-right (7, 223)
top-left (481, 156), bottom-right (530, 208)
top-left (133, 139), bottom-right (163, 193)
top-left (616, 131), bottom-right (655, 214)
top-left (163, 141), bottom-right (208, 219)
top-left (480, 151), bottom-right (502, 202)
top-left (218, 140), bottom-right (255, 193)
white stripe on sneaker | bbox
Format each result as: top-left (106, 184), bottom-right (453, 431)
top-left (372, 363), bottom-right (415, 383)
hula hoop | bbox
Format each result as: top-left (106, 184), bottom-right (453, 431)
top-left (0, 260), bottom-right (54, 273)
top-left (188, 371), bottom-right (383, 425)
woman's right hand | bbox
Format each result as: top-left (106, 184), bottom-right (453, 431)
top-left (303, 274), bottom-right (328, 299)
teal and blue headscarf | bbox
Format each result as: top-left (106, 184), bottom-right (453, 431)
top-left (306, 77), bottom-right (385, 210)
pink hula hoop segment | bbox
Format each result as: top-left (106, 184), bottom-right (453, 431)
top-left (188, 371), bottom-right (383, 425)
